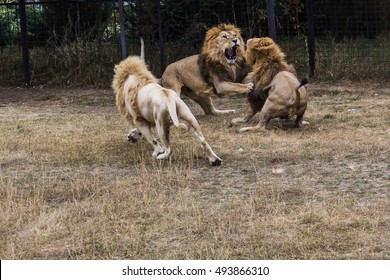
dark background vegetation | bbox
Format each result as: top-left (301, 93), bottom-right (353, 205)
top-left (0, 0), bottom-right (389, 87)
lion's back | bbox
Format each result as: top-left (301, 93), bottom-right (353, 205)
top-left (161, 55), bottom-right (214, 93)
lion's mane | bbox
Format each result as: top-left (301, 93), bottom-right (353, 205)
top-left (112, 56), bottom-right (158, 124)
top-left (246, 37), bottom-right (295, 110)
top-left (200, 24), bottom-right (248, 85)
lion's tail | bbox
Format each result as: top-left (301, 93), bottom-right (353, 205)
top-left (292, 76), bottom-right (308, 111)
top-left (166, 96), bottom-right (188, 130)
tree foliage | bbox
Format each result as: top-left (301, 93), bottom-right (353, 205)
top-left (0, 0), bottom-right (388, 48)
top-left (123, 0), bottom-right (388, 44)
top-left (43, 0), bottom-right (114, 42)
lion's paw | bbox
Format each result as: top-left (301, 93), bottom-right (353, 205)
top-left (156, 149), bottom-right (171, 160)
top-left (210, 157), bottom-right (222, 166)
top-left (230, 117), bottom-right (244, 126)
top-left (152, 147), bottom-right (165, 158)
top-left (245, 82), bottom-right (254, 93)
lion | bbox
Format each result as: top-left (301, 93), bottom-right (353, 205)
top-left (231, 37), bottom-right (308, 132)
top-left (112, 55), bottom-right (222, 165)
top-left (161, 23), bottom-right (253, 115)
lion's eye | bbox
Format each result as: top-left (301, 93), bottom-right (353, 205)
top-left (222, 35), bottom-right (228, 39)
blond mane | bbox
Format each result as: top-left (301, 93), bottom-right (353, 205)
top-left (112, 56), bottom-right (158, 123)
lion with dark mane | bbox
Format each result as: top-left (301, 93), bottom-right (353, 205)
top-left (161, 24), bottom-right (253, 115)
top-left (231, 37), bottom-right (308, 132)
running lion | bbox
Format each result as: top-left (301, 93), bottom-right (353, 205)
top-left (112, 56), bottom-right (222, 165)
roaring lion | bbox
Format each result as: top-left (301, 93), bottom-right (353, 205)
top-left (112, 55), bottom-right (222, 165)
top-left (161, 24), bottom-right (253, 115)
top-left (231, 37), bottom-right (308, 132)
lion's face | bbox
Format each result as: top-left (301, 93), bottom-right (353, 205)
top-left (245, 37), bottom-right (283, 66)
top-left (203, 24), bottom-right (245, 65)
top-left (219, 30), bottom-right (241, 64)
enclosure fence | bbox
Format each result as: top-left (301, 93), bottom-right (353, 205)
top-left (0, 0), bottom-right (389, 87)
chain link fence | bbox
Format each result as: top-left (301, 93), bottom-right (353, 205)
top-left (0, 0), bottom-right (389, 87)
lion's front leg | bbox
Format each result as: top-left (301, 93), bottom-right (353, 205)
top-left (214, 81), bottom-right (254, 95)
top-left (242, 72), bottom-right (254, 84)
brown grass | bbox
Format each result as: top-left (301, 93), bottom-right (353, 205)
top-left (0, 83), bottom-right (389, 259)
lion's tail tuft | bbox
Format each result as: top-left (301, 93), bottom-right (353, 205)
top-left (290, 76), bottom-right (308, 117)
top-left (299, 76), bottom-right (309, 87)
top-left (294, 76), bottom-right (308, 106)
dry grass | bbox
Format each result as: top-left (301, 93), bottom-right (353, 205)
top-left (0, 83), bottom-right (389, 259)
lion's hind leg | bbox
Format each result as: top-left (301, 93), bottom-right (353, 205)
top-left (186, 123), bottom-right (222, 166)
top-left (295, 113), bottom-right (304, 128)
top-left (177, 104), bottom-right (222, 165)
top-left (134, 122), bottom-right (165, 158)
top-left (154, 115), bottom-right (172, 160)
top-left (230, 108), bottom-right (257, 126)
top-left (238, 124), bottom-right (266, 133)
top-left (238, 111), bottom-right (268, 133)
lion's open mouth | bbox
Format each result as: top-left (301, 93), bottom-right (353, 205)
top-left (225, 46), bottom-right (237, 61)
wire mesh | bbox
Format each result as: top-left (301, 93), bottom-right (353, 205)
top-left (0, 0), bottom-right (389, 86)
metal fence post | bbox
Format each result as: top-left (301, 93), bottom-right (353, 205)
top-left (18, 0), bottom-right (31, 86)
top-left (305, 0), bottom-right (315, 77)
top-left (265, 0), bottom-right (276, 40)
top-left (118, 0), bottom-right (127, 60)
top-left (157, 0), bottom-right (165, 74)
